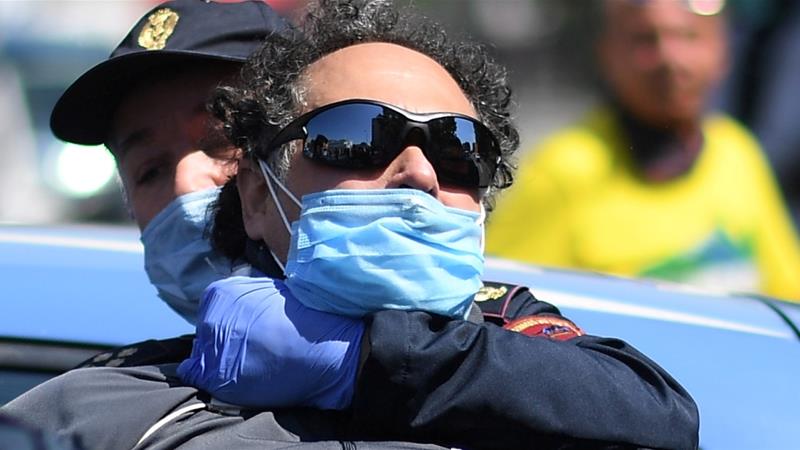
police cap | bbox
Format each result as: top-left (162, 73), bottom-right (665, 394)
top-left (50, 0), bottom-right (291, 146)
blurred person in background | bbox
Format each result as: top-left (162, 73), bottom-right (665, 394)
top-left (487, 0), bottom-right (800, 301)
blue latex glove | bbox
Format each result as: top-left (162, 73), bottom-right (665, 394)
top-left (177, 275), bottom-right (365, 410)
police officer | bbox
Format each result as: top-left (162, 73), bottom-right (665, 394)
top-left (49, 0), bottom-right (291, 324)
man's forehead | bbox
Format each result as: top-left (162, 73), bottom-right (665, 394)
top-left (604, 0), bottom-right (724, 26)
top-left (109, 102), bottom-right (211, 165)
top-left (107, 62), bottom-right (237, 151)
top-left (301, 42), bottom-right (476, 118)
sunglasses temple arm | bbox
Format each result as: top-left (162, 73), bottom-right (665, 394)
top-left (273, 126), bottom-right (308, 151)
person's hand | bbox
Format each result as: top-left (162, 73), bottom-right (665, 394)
top-left (177, 275), bottom-right (364, 410)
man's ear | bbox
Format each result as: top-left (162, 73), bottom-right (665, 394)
top-left (237, 157), bottom-right (269, 241)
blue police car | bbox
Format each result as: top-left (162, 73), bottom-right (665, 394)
top-left (1, 224), bottom-right (798, 449)
top-left (0, 224), bottom-right (192, 404)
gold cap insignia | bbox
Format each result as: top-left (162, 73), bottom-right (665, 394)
top-left (473, 285), bottom-right (508, 302)
top-left (138, 8), bottom-right (180, 51)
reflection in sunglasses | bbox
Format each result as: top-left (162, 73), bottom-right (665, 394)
top-left (267, 99), bottom-right (501, 188)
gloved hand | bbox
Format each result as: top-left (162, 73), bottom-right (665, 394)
top-left (177, 274), bottom-right (365, 410)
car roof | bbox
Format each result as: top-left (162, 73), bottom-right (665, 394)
top-left (0, 224), bottom-right (192, 346)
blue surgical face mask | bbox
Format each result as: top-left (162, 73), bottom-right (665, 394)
top-left (141, 187), bottom-right (247, 324)
top-left (258, 160), bottom-right (485, 319)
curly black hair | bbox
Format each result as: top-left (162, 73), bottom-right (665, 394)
top-left (210, 0), bottom-right (519, 260)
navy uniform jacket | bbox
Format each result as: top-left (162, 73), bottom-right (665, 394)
top-left (1, 284), bottom-right (699, 449)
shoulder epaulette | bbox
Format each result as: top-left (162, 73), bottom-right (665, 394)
top-left (473, 281), bottom-right (530, 326)
top-left (476, 281), bottom-right (585, 340)
top-left (75, 334), bottom-right (195, 369)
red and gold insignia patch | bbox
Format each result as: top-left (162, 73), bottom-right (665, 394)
top-left (503, 315), bottom-right (584, 341)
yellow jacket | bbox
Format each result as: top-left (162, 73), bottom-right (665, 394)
top-left (487, 108), bottom-right (800, 301)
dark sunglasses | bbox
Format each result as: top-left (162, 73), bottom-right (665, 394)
top-left (258, 99), bottom-right (503, 188)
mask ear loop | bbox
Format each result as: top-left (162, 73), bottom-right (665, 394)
top-left (477, 203), bottom-right (486, 254)
top-left (257, 159), bottom-right (301, 232)
top-left (269, 249), bottom-right (286, 274)
top-left (257, 159), bottom-right (302, 274)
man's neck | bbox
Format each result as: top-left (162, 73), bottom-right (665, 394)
top-left (615, 105), bottom-right (704, 183)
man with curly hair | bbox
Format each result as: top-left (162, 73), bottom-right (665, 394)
top-left (2, 1), bottom-right (698, 449)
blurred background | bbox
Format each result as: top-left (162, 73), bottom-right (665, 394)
top-left (1, 0), bottom-right (798, 230)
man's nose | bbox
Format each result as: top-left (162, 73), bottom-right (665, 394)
top-left (174, 150), bottom-right (231, 197)
top-left (384, 145), bottom-right (440, 195)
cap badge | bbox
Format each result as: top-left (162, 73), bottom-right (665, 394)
top-left (138, 8), bottom-right (180, 50)
top-left (473, 285), bottom-right (508, 302)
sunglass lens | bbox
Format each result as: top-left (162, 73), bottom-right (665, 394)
top-left (303, 103), bottom-right (389, 168)
top-left (428, 118), bottom-right (498, 188)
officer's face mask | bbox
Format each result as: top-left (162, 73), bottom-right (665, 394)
top-left (141, 187), bottom-right (241, 324)
top-left (258, 160), bottom-right (485, 319)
